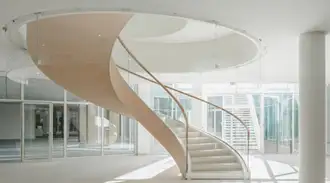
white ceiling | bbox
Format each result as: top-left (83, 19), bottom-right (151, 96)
top-left (0, 0), bottom-right (330, 83)
top-left (131, 20), bottom-right (233, 43)
top-left (114, 33), bottom-right (257, 72)
top-left (4, 12), bottom-right (259, 73)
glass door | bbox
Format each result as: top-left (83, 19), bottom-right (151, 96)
top-left (24, 103), bottom-right (52, 160)
top-left (264, 94), bottom-right (294, 154)
top-left (52, 104), bottom-right (64, 158)
top-left (207, 96), bottom-right (223, 137)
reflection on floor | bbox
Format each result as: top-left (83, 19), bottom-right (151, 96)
top-left (0, 155), bottom-right (165, 183)
top-left (0, 154), bottom-right (329, 183)
top-left (107, 154), bottom-right (330, 183)
top-left (0, 140), bottom-right (134, 161)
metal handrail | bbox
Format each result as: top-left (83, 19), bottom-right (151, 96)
top-left (117, 37), bottom-right (190, 178)
top-left (117, 65), bottom-right (250, 171)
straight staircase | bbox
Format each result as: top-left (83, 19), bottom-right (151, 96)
top-left (222, 95), bottom-right (259, 150)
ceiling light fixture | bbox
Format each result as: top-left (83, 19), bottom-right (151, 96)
top-left (98, 34), bottom-right (101, 37)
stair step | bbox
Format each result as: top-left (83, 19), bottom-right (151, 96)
top-left (188, 143), bottom-right (217, 151)
top-left (190, 149), bottom-right (229, 157)
top-left (191, 163), bottom-right (242, 171)
top-left (181, 137), bottom-right (213, 144)
top-left (187, 170), bottom-right (245, 180)
top-left (178, 131), bottom-right (200, 138)
top-left (191, 156), bottom-right (236, 164)
top-left (173, 127), bottom-right (196, 133)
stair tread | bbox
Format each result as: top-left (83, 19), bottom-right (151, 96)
top-left (192, 163), bottom-right (242, 171)
top-left (191, 155), bottom-right (234, 159)
top-left (191, 156), bottom-right (237, 164)
top-left (192, 162), bottom-right (240, 167)
top-left (187, 171), bottom-right (246, 179)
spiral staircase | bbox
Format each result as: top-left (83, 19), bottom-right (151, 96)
top-left (25, 13), bottom-right (250, 180)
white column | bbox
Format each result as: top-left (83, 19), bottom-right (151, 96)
top-left (299, 31), bottom-right (326, 183)
top-left (259, 93), bottom-right (265, 153)
top-left (191, 82), bottom-right (203, 128)
top-left (78, 104), bottom-right (87, 144)
top-left (137, 83), bottom-right (152, 154)
top-left (137, 125), bottom-right (152, 154)
top-left (327, 86), bottom-right (330, 155)
top-left (87, 104), bottom-right (99, 144)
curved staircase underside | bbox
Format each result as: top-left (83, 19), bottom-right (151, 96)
top-left (26, 12), bottom-right (248, 180)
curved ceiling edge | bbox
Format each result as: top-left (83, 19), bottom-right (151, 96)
top-left (3, 8), bottom-right (264, 66)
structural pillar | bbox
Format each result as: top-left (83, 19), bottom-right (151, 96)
top-left (137, 83), bottom-right (153, 154)
top-left (259, 93), bottom-right (265, 153)
top-left (299, 31), bottom-right (326, 183)
top-left (191, 81), bottom-right (203, 128)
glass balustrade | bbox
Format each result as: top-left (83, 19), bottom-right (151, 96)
top-left (116, 37), bottom-right (251, 179)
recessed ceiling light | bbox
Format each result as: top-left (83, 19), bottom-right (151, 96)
top-left (98, 34), bottom-right (101, 37)
top-left (41, 44), bottom-right (45, 47)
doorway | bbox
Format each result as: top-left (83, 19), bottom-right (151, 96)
top-left (24, 103), bottom-right (52, 160)
top-left (263, 94), bottom-right (298, 154)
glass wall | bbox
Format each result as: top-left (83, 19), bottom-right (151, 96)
top-left (1, 72), bottom-right (330, 161)
top-left (0, 76), bottom-right (137, 162)
top-left (0, 102), bottom-right (21, 161)
top-left (207, 96), bottom-right (223, 137)
top-left (263, 94), bottom-right (296, 153)
top-left (24, 103), bottom-right (51, 160)
top-left (151, 83), bottom-right (192, 121)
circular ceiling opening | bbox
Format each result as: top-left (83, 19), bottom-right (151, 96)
top-left (7, 11), bottom-right (261, 73)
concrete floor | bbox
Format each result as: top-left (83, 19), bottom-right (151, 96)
top-left (0, 155), bottom-right (165, 183)
top-left (0, 154), bottom-right (329, 183)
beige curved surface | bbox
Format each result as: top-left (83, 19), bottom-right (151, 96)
top-left (26, 13), bottom-right (186, 175)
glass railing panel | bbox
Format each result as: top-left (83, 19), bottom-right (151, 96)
top-left (115, 37), bottom-right (250, 179)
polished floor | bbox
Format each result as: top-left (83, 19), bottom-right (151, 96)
top-left (0, 154), bottom-right (329, 183)
top-left (0, 140), bottom-right (135, 161)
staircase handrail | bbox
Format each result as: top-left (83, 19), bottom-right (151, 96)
top-left (117, 66), bottom-right (250, 139)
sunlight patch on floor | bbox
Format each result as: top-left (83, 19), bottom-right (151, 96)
top-left (114, 157), bottom-right (175, 180)
top-left (104, 155), bottom-right (329, 183)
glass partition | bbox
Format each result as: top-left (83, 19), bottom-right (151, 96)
top-left (52, 104), bottom-right (64, 158)
top-left (206, 96), bottom-right (223, 137)
top-left (0, 102), bottom-right (21, 161)
top-left (103, 111), bottom-right (137, 155)
top-left (24, 103), bottom-right (51, 160)
top-left (66, 104), bottom-right (101, 157)
top-left (263, 93), bottom-right (295, 153)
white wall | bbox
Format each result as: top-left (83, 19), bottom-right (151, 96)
top-left (0, 103), bottom-right (21, 140)
top-left (137, 83), bottom-right (153, 154)
top-left (24, 104), bottom-right (35, 139)
top-left (86, 104), bottom-right (102, 145)
top-left (327, 88), bottom-right (330, 154)
top-left (79, 104), bottom-right (87, 144)
top-left (0, 103), bottom-right (36, 140)
top-left (190, 82), bottom-right (204, 129)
